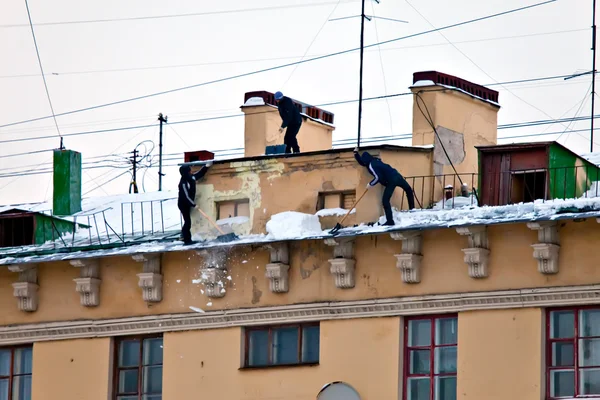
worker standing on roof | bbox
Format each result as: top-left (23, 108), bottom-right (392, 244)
top-left (353, 147), bottom-right (415, 226)
top-left (178, 161), bottom-right (213, 245)
top-left (275, 91), bottom-right (302, 154)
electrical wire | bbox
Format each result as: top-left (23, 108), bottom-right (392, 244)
top-left (0, 0), bottom-right (557, 130)
top-left (24, 0), bottom-right (62, 140)
top-left (0, 1), bottom-right (359, 28)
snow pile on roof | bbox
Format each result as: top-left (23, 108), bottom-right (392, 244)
top-left (357, 197), bottom-right (600, 232)
top-left (580, 152), bottom-right (600, 166)
top-left (433, 195), bottom-right (478, 210)
top-left (216, 216), bottom-right (249, 226)
top-left (243, 97), bottom-right (266, 107)
top-left (582, 181), bottom-right (600, 198)
top-left (266, 211), bottom-right (323, 239)
top-left (411, 80), bottom-right (435, 87)
top-left (315, 208), bottom-right (355, 217)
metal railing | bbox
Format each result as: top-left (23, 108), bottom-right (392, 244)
top-left (401, 165), bottom-right (600, 210)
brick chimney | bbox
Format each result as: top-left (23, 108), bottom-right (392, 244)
top-left (240, 91), bottom-right (335, 157)
top-left (409, 71), bottom-right (500, 177)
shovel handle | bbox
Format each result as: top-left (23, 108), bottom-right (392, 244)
top-left (338, 189), bottom-right (368, 226)
top-left (196, 207), bottom-right (226, 235)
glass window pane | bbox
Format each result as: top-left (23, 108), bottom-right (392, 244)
top-left (272, 327), bottom-right (299, 365)
top-left (579, 338), bottom-right (600, 367)
top-left (434, 346), bottom-right (457, 374)
top-left (142, 366), bottom-right (162, 394)
top-left (0, 351), bottom-right (10, 377)
top-left (143, 338), bottom-right (163, 365)
top-left (407, 377), bottom-right (430, 400)
top-left (549, 369), bottom-right (575, 398)
top-left (408, 320), bottom-right (431, 347)
top-left (550, 311), bottom-right (575, 339)
top-left (0, 379), bottom-right (8, 400)
top-left (118, 369), bottom-right (139, 394)
top-left (117, 397), bottom-right (138, 400)
top-left (435, 318), bottom-right (457, 345)
top-left (248, 330), bottom-right (269, 367)
top-left (580, 368), bottom-right (600, 395)
top-left (580, 309), bottom-right (600, 337)
top-left (552, 342), bottom-right (574, 366)
top-left (409, 350), bottom-right (430, 374)
top-left (435, 376), bottom-right (456, 400)
top-left (142, 396), bottom-right (162, 400)
top-left (119, 340), bottom-right (140, 368)
top-left (301, 326), bottom-right (319, 363)
top-left (12, 348), bottom-right (32, 375)
top-left (11, 375), bottom-right (31, 400)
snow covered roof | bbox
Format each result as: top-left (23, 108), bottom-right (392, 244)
top-left (580, 151), bottom-right (600, 166)
top-left (2, 197), bottom-right (600, 267)
top-left (410, 80), bottom-right (501, 108)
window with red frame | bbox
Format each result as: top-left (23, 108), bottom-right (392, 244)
top-left (0, 346), bottom-right (33, 400)
top-left (114, 336), bottom-right (163, 400)
top-left (547, 307), bottom-right (600, 398)
top-left (404, 315), bottom-right (457, 400)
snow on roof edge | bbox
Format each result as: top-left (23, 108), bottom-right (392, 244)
top-left (2, 206), bottom-right (600, 267)
top-left (410, 81), bottom-right (501, 107)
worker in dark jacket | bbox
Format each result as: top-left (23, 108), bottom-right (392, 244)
top-left (275, 91), bottom-right (302, 153)
top-left (178, 161), bottom-right (212, 244)
top-left (354, 148), bottom-right (415, 225)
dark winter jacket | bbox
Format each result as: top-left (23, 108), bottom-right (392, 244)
top-left (354, 151), bottom-right (402, 187)
top-left (178, 165), bottom-right (209, 208)
top-left (277, 96), bottom-right (302, 129)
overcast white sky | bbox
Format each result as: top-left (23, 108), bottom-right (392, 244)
top-left (0, 0), bottom-right (596, 205)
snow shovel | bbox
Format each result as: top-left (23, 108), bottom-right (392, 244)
top-left (329, 189), bottom-right (368, 235)
top-left (196, 207), bottom-right (239, 242)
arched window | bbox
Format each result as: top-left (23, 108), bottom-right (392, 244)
top-left (317, 381), bottom-right (361, 400)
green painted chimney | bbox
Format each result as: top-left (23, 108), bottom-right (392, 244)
top-left (53, 149), bottom-right (82, 216)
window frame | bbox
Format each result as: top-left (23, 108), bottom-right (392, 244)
top-left (242, 322), bottom-right (320, 369)
top-left (403, 314), bottom-right (458, 400)
top-left (112, 334), bottom-right (163, 400)
top-left (316, 190), bottom-right (356, 211)
top-left (216, 199), bottom-right (250, 220)
top-left (546, 305), bottom-right (600, 399)
top-left (0, 344), bottom-right (33, 400)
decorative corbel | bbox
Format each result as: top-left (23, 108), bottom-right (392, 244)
top-left (8, 264), bottom-right (39, 312)
top-left (70, 259), bottom-right (101, 307)
top-left (325, 238), bottom-right (355, 289)
top-left (265, 242), bottom-right (290, 293)
top-left (391, 232), bottom-right (423, 283)
top-left (456, 226), bottom-right (490, 278)
top-left (197, 249), bottom-right (229, 298)
top-left (132, 253), bottom-right (163, 302)
top-left (527, 221), bottom-right (560, 274)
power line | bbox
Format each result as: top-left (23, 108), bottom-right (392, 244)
top-left (0, 1), bottom-right (359, 28)
top-left (0, 28), bottom-right (585, 80)
top-left (23, 0), bottom-right (62, 142)
top-left (0, 0), bottom-right (557, 130)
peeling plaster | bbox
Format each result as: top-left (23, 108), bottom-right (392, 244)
top-left (433, 126), bottom-right (466, 177)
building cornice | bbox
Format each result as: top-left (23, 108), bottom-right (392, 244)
top-left (1, 284), bottom-right (599, 345)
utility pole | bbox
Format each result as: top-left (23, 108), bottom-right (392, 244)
top-left (591, 0), bottom-right (597, 152)
top-left (129, 149), bottom-right (139, 194)
top-left (158, 113), bottom-right (168, 191)
top-left (357, 0), bottom-right (366, 148)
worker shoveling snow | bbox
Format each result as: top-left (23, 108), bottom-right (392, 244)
top-left (266, 211), bottom-right (323, 240)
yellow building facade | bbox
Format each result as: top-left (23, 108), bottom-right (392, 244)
top-left (1, 71), bottom-right (599, 400)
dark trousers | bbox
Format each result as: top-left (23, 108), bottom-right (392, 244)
top-left (382, 175), bottom-right (415, 224)
top-left (284, 122), bottom-right (301, 153)
top-left (179, 205), bottom-right (192, 243)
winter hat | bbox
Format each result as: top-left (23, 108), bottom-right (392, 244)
top-left (179, 165), bottom-right (191, 176)
top-left (274, 91), bottom-right (283, 100)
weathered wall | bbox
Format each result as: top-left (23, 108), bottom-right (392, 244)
top-left (411, 85), bottom-right (498, 202)
top-left (163, 318), bottom-right (401, 400)
top-left (31, 338), bottom-right (112, 400)
top-left (242, 105), bottom-right (333, 158)
top-left (192, 148), bottom-right (432, 237)
top-left (457, 308), bottom-right (543, 399)
top-left (1, 218), bottom-right (600, 325)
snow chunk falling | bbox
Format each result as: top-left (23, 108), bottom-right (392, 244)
top-left (266, 211), bottom-right (322, 239)
top-left (189, 306), bottom-right (205, 313)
